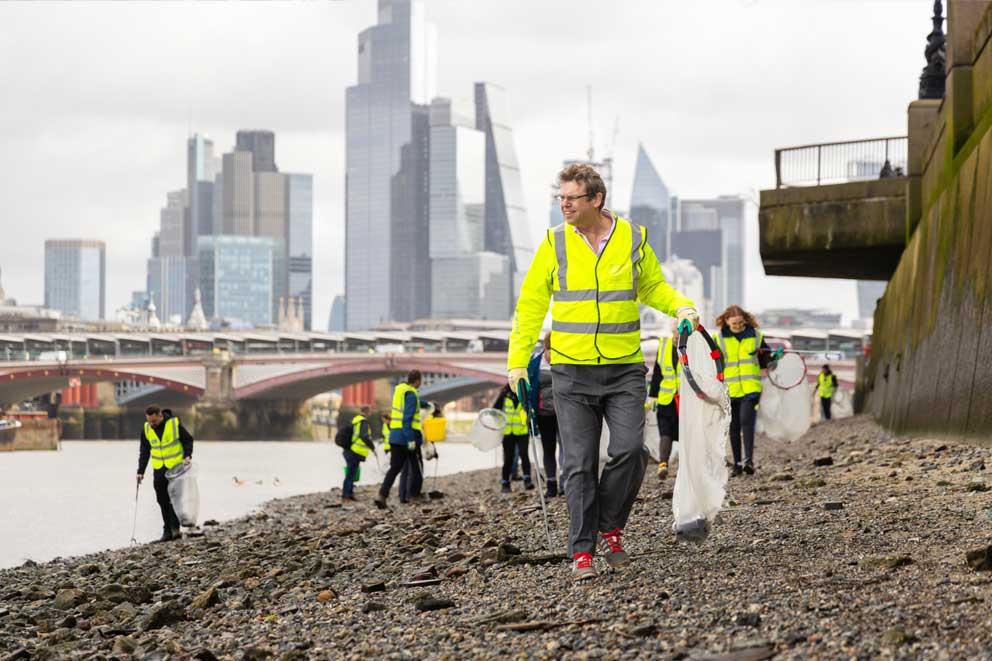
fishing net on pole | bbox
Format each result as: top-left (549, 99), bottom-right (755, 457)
top-left (757, 352), bottom-right (814, 442)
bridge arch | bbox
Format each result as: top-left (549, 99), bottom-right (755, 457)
top-left (0, 365), bottom-right (204, 406)
top-left (233, 355), bottom-right (505, 401)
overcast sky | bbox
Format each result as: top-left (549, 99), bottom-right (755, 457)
top-left (0, 0), bottom-right (931, 326)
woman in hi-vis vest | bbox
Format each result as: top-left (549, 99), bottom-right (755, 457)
top-left (714, 305), bottom-right (779, 476)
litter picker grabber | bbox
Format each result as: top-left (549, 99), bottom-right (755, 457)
top-left (517, 380), bottom-right (555, 552)
top-left (129, 481), bottom-right (140, 545)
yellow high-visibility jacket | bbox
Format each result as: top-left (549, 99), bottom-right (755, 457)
top-left (508, 213), bottom-right (694, 369)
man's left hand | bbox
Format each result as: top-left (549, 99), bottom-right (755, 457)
top-left (183, 457), bottom-right (192, 467)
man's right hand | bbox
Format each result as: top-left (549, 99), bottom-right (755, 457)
top-left (508, 368), bottom-right (528, 393)
top-left (136, 473), bottom-right (144, 484)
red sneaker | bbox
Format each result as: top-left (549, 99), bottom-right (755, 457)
top-left (571, 551), bottom-right (596, 582)
top-left (599, 528), bottom-right (629, 567)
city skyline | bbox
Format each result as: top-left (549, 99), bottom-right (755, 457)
top-left (0, 1), bottom-right (929, 325)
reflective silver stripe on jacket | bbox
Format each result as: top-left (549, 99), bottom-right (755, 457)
top-left (552, 320), bottom-right (641, 334)
top-left (657, 385), bottom-right (677, 394)
top-left (631, 223), bottom-right (643, 294)
top-left (553, 289), bottom-right (636, 302)
top-left (724, 375), bottom-right (763, 383)
top-left (554, 225), bottom-right (568, 291)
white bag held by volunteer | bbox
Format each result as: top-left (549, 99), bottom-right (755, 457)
top-left (166, 462), bottom-right (200, 527)
top-left (672, 329), bottom-right (730, 543)
top-left (757, 352), bottom-right (813, 442)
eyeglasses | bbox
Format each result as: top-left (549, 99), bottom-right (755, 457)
top-left (554, 193), bottom-right (592, 203)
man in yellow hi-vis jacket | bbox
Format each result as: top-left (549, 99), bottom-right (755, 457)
top-left (507, 163), bottom-right (698, 582)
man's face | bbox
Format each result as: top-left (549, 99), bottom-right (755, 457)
top-left (728, 315), bottom-right (746, 333)
top-left (146, 412), bottom-right (163, 426)
top-left (558, 180), bottom-right (600, 226)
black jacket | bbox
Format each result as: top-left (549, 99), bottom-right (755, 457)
top-left (137, 419), bottom-right (194, 474)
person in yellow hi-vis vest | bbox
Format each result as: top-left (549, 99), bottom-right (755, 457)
top-left (493, 384), bottom-right (534, 493)
top-left (374, 370), bottom-right (423, 509)
top-left (818, 365), bottom-right (838, 421)
top-left (136, 405), bottom-right (193, 542)
top-left (507, 163), bottom-right (698, 582)
top-left (341, 406), bottom-right (374, 502)
top-left (647, 322), bottom-right (680, 480)
top-left (714, 305), bottom-right (781, 477)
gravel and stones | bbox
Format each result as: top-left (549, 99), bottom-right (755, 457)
top-left (3, 415), bottom-right (992, 658)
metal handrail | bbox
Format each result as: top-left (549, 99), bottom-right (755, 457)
top-left (775, 136), bottom-right (908, 188)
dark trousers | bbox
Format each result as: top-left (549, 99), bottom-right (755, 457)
top-left (342, 449), bottom-right (362, 497)
top-left (400, 446), bottom-right (423, 500)
top-left (656, 401), bottom-right (679, 462)
top-left (153, 468), bottom-right (180, 533)
top-left (729, 394), bottom-right (759, 467)
top-left (501, 434), bottom-right (531, 484)
top-left (821, 397), bottom-right (832, 421)
top-left (378, 446), bottom-right (411, 502)
top-left (536, 414), bottom-right (559, 481)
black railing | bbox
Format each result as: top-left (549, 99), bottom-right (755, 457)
top-left (775, 136), bottom-right (908, 188)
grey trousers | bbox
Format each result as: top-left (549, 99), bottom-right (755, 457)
top-left (552, 362), bottom-right (649, 555)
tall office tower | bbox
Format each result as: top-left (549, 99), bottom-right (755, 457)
top-left (857, 280), bottom-right (887, 323)
top-left (474, 82), bottom-right (532, 313)
top-left (220, 151), bottom-right (255, 235)
top-left (146, 256), bottom-right (197, 325)
top-left (430, 253), bottom-right (511, 320)
top-left (187, 134), bottom-right (218, 255)
top-left (427, 96), bottom-right (508, 319)
top-left (198, 235), bottom-right (274, 327)
top-left (255, 171), bottom-right (287, 322)
top-left (345, 0), bottom-right (437, 329)
top-left (670, 230), bottom-right (724, 324)
top-left (328, 294), bottom-right (346, 331)
top-left (429, 97), bottom-right (485, 258)
top-left (629, 143), bottom-right (671, 259)
top-left (286, 174), bottom-right (313, 330)
top-left (44, 239), bottom-right (106, 321)
top-left (158, 190), bottom-right (187, 258)
top-left (677, 196), bottom-right (746, 313)
top-left (235, 130), bottom-right (278, 173)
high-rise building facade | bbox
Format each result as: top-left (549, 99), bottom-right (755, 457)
top-left (286, 174), bottom-right (313, 330)
top-left (629, 143), bottom-right (671, 260)
top-left (158, 190), bottom-right (187, 258)
top-left (475, 81), bottom-right (532, 312)
top-left (147, 255), bottom-right (197, 325)
top-left (345, 0), bottom-right (437, 329)
top-left (220, 151), bottom-right (255, 235)
top-left (198, 235), bottom-right (273, 327)
top-left (187, 134), bottom-right (218, 256)
top-left (676, 196), bottom-right (745, 314)
top-left (255, 171), bottom-right (287, 322)
top-left (430, 252), bottom-right (510, 320)
top-left (236, 130), bottom-right (278, 173)
top-left (44, 239), bottom-right (106, 321)
top-left (429, 97), bottom-right (485, 258)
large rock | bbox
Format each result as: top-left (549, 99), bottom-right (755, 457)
top-left (139, 601), bottom-right (186, 631)
top-left (966, 546), bottom-right (992, 571)
top-left (191, 586), bottom-right (220, 611)
top-left (54, 588), bottom-right (87, 610)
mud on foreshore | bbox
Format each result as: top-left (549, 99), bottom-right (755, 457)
top-left (3, 416), bottom-right (992, 659)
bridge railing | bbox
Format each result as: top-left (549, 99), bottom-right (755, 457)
top-left (775, 136), bottom-right (907, 188)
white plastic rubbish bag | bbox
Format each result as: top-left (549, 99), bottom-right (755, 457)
top-left (469, 409), bottom-right (507, 451)
top-left (165, 462), bottom-right (200, 527)
top-left (672, 332), bottom-right (730, 543)
top-left (757, 376), bottom-right (815, 442)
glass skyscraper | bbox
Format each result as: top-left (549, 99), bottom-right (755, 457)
top-left (676, 196), bottom-right (746, 314)
top-left (629, 143), bottom-right (671, 260)
top-left (286, 174), bottom-right (313, 330)
top-left (198, 235), bottom-right (273, 327)
top-left (345, 0), bottom-right (437, 330)
top-left (44, 239), bottom-right (106, 321)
